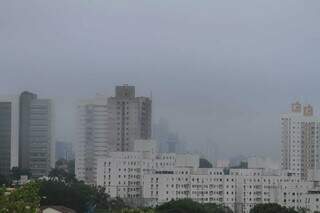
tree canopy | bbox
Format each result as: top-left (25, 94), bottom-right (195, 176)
top-left (0, 181), bottom-right (40, 213)
top-left (250, 203), bottom-right (298, 213)
top-left (39, 168), bottom-right (126, 212)
top-left (156, 199), bottom-right (232, 213)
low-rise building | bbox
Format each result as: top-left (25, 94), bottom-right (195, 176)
top-left (96, 141), bottom-right (320, 213)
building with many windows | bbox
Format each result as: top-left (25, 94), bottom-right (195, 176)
top-left (281, 102), bottom-right (320, 179)
top-left (107, 85), bottom-right (152, 152)
top-left (0, 96), bottom-right (19, 176)
top-left (96, 140), bottom-right (320, 213)
top-left (76, 97), bottom-right (109, 184)
top-left (19, 91), bottom-right (54, 178)
top-left (76, 85), bottom-right (152, 184)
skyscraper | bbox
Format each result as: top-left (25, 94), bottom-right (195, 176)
top-left (281, 102), bottom-right (320, 179)
top-left (19, 91), bottom-right (54, 178)
top-left (76, 97), bottom-right (109, 184)
top-left (76, 85), bottom-right (152, 184)
top-left (107, 85), bottom-right (152, 151)
top-left (0, 97), bottom-right (19, 176)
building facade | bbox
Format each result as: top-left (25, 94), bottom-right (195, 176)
top-left (281, 102), bottom-right (320, 179)
top-left (0, 96), bottom-right (19, 176)
top-left (96, 142), bottom-right (320, 213)
top-left (19, 91), bottom-right (54, 178)
top-left (76, 85), bottom-right (152, 184)
top-left (76, 97), bottom-right (109, 184)
top-left (107, 85), bottom-right (152, 152)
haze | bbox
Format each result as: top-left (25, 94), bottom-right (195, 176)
top-left (1, 0), bottom-right (320, 159)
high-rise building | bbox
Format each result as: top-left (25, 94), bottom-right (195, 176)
top-left (281, 102), bottom-right (320, 179)
top-left (0, 97), bottom-right (19, 176)
top-left (19, 91), bottom-right (54, 178)
top-left (76, 85), bottom-right (152, 184)
top-left (107, 85), bottom-right (152, 151)
top-left (19, 91), bottom-right (37, 171)
top-left (76, 97), bottom-right (109, 184)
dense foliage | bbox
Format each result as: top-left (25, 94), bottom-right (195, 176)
top-left (250, 203), bottom-right (298, 213)
top-left (39, 168), bottom-right (126, 212)
top-left (156, 199), bottom-right (232, 213)
top-left (0, 181), bottom-right (40, 213)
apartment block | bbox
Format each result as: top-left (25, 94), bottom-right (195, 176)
top-left (281, 102), bottom-right (320, 179)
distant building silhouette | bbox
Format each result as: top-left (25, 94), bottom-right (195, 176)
top-left (55, 141), bottom-right (74, 161)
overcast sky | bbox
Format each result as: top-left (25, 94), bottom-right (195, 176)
top-left (1, 0), bottom-right (320, 160)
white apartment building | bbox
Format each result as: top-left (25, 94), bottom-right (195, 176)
top-left (281, 102), bottom-right (320, 179)
top-left (96, 140), bottom-right (199, 202)
top-left (96, 141), bottom-right (320, 213)
top-left (76, 97), bottom-right (109, 184)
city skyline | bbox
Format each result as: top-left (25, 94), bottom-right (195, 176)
top-left (3, 87), bottom-right (320, 164)
top-left (2, 1), bottom-right (320, 212)
top-left (2, 1), bottom-right (320, 160)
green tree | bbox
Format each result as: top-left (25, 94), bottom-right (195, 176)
top-left (0, 181), bottom-right (40, 213)
top-left (250, 203), bottom-right (298, 213)
top-left (39, 179), bottom-right (94, 212)
top-left (40, 169), bottom-right (125, 212)
top-left (48, 168), bottom-right (76, 183)
top-left (120, 208), bottom-right (155, 213)
top-left (203, 203), bottom-right (233, 213)
top-left (11, 167), bottom-right (31, 180)
top-left (0, 175), bottom-right (10, 187)
top-left (156, 199), bottom-right (207, 213)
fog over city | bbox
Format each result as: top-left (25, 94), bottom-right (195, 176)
top-left (1, 0), bottom-right (320, 160)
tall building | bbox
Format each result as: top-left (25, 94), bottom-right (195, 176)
top-left (19, 91), bottom-right (37, 171)
top-left (0, 97), bottom-right (19, 176)
top-left (107, 85), bottom-right (152, 151)
top-left (281, 102), bottom-right (320, 179)
top-left (76, 85), bottom-right (152, 184)
top-left (19, 91), bottom-right (54, 178)
top-left (76, 97), bottom-right (109, 184)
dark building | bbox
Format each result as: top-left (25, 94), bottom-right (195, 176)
top-left (0, 102), bottom-right (13, 176)
top-left (19, 91), bottom-right (37, 170)
top-left (18, 91), bottom-right (53, 178)
top-left (0, 97), bottom-right (19, 177)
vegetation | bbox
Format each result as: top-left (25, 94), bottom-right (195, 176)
top-left (0, 175), bottom-right (10, 187)
top-left (39, 168), bottom-right (126, 212)
top-left (156, 199), bottom-right (232, 213)
top-left (55, 159), bottom-right (75, 175)
top-left (11, 167), bottom-right (31, 180)
top-left (0, 181), bottom-right (40, 213)
top-left (250, 203), bottom-right (298, 213)
top-left (0, 167), bottom-right (31, 187)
